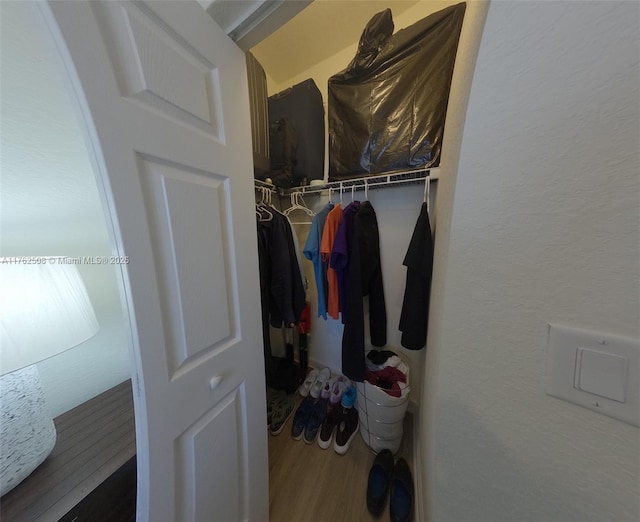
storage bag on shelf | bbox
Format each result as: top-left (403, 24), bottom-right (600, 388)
top-left (328, 3), bottom-right (466, 179)
top-left (268, 79), bottom-right (325, 186)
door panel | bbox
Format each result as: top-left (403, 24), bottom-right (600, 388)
top-left (175, 386), bottom-right (249, 521)
top-left (137, 156), bottom-right (235, 374)
top-left (93, 1), bottom-right (224, 138)
top-left (41, 2), bottom-right (268, 521)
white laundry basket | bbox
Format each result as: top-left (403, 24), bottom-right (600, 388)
top-left (356, 357), bottom-right (409, 454)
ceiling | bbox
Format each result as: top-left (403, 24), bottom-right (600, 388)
top-left (250, 0), bottom-right (421, 86)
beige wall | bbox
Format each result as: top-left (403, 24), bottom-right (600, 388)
top-left (427, 1), bottom-right (640, 520)
top-left (1, 2), bottom-right (130, 417)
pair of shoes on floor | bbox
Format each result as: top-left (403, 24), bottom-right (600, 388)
top-left (299, 368), bottom-right (330, 399)
top-left (321, 375), bottom-right (352, 405)
top-left (291, 396), bottom-right (327, 444)
top-left (366, 449), bottom-right (414, 522)
top-left (267, 392), bottom-right (295, 436)
top-left (317, 388), bottom-right (359, 454)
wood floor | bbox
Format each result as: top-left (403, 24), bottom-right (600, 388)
top-left (268, 394), bottom-right (414, 522)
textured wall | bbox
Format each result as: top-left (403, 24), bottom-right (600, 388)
top-left (1, 2), bottom-right (130, 417)
top-left (430, 2), bottom-right (640, 520)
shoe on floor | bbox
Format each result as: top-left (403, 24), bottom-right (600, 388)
top-left (303, 398), bottom-right (327, 444)
top-left (299, 369), bottom-right (320, 397)
top-left (291, 396), bottom-right (316, 440)
top-left (329, 377), bottom-right (351, 406)
top-left (341, 385), bottom-right (357, 408)
top-left (333, 407), bottom-right (359, 455)
top-left (317, 404), bottom-right (343, 449)
top-left (321, 376), bottom-right (337, 400)
top-left (310, 368), bottom-right (331, 399)
top-left (269, 394), bottom-right (295, 436)
top-left (390, 457), bottom-right (414, 522)
top-left (267, 390), bottom-right (287, 426)
top-left (366, 449), bottom-right (394, 517)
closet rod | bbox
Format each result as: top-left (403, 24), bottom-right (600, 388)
top-left (285, 167), bottom-right (440, 196)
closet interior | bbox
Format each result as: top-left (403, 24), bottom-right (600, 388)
top-left (248, 2), bottom-right (465, 520)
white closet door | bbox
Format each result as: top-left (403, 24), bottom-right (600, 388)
top-left (42, 2), bottom-right (268, 520)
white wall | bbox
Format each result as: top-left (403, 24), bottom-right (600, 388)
top-left (0, 2), bottom-right (130, 417)
top-left (427, 1), bottom-right (640, 520)
top-left (262, 0), bottom-right (460, 408)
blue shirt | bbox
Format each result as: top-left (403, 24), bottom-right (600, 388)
top-left (303, 203), bottom-right (333, 319)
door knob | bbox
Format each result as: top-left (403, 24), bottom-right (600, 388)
top-left (209, 375), bottom-right (223, 390)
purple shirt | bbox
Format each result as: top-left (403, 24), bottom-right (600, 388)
top-left (330, 201), bottom-right (360, 324)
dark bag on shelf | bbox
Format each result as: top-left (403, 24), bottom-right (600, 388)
top-left (328, 3), bottom-right (466, 179)
top-left (269, 118), bottom-right (298, 175)
top-left (269, 79), bottom-right (325, 184)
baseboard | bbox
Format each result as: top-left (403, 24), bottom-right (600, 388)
top-left (410, 403), bottom-right (425, 522)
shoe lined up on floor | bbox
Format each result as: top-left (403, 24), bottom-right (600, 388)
top-left (317, 403), bottom-right (342, 449)
top-left (309, 368), bottom-right (331, 399)
top-left (269, 394), bottom-right (295, 436)
top-left (317, 384), bottom-right (359, 454)
top-left (299, 369), bottom-right (320, 397)
top-left (366, 449), bottom-right (394, 517)
top-left (303, 398), bottom-right (327, 444)
top-left (292, 396), bottom-right (316, 440)
top-left (333, 406), bottom-right (359, 455)
top-left (366, 450), bottom-right (414, 522)
top-left (389, 458), bottom-right (414, 522)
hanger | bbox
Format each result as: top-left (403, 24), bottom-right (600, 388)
top-left (283, 191), bottom-right (315, 218)
top-left (423, 175), bottom-right (431, 213)
top-left (364, 180), bottom-right (369, 201)
top-left (339, 182), bottom-right (343, 206)
top-left (351, 185), bottom-right (355, 202)
top-left (256, 186), bottom-right (273, 221)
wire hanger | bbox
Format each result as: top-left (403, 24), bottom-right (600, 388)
top-left (364, 180), bottom-right (369, 201)
top-left (423, 175), bottom-right (431, 213)
top-left (339, 182), bottom-right (344, 206)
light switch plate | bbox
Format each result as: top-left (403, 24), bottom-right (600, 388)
top-left (546, 324), bottom-right (639, 427)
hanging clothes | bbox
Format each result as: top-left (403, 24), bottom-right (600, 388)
top-left (303, 202), bottom-right (334, 319)
top-left (256, 217), bottom-right (275, 378)
top-left (342, 201), bottom-right (387, 381)
top-left (399, 202), bottom-right (434, 350)
top-left (330, 201), bottom-right (360, 324)
top-left (257, 206), bottom-right (305, 329)
top-left (257, 203), bottom-right (306, 391)
top-left (320, 203), bottom-right (343, 320)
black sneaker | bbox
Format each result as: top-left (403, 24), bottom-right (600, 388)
top-left (317, 405), bottom-right (343, 449)
top-left (333, 407), bottom-right (359, 455)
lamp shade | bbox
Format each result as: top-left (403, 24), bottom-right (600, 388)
top-left (0, 259), bottom-right (99, 375)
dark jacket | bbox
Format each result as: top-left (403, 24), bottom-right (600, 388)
top-left (399, 202), bottom-right (434, 350)
top-left (342, 201), bottom-right (387, 381)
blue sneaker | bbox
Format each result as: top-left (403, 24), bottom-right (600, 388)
top-left (341, 385), bottom-right (357, 408)
top-left (291, 396), bottom-right (315, 440)
top-left (303, 398), bottom-right (327, 444)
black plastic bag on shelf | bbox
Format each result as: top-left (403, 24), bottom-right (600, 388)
top-left (328, 3), bottom-right (466, 179)
top-left (269, 118), bottom-right (298, 172)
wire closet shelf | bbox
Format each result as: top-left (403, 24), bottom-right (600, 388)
top-left (254, 167), bottom-right (439, 195)
top-left (284, 167), bottom-right (439, 196)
